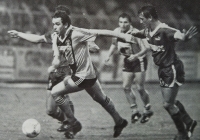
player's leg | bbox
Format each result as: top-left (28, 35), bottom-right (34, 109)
top-left (134, 72), bottom-right (153, 123)
top-left (175, 100), bottom-right (197, 138)
top-left (85, 79), bottom-right (128, 138)
top-left (46, 72), bottom-right (75, 123)
top-left (122, 71), bottom-right (141, 123)
top-left (46, 90), bottom-right (66, 122)
top-left (174, 60), bottom-right (197, 138)
top-left (51, 76), bottom-right (83, 133)
top-left (161, 85), bottom-right (188, 140)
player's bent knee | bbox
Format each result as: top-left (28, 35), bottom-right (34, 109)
top-left (46, 109), bottom-right (56, 117)
top-left (123, 87), bottom-right (131, 93)
top-left (163, 102), bottom-right (179, 115)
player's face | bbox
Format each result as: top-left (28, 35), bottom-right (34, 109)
top-left (52, 17), bottom-right (66, 35)
top-left (139, 12), bottom-right (150, 28)
top-left (118, 17), bottom-right (131, 32)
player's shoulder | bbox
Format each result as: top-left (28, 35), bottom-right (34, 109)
top-left (158, 23), bottom-right (179, 33)
top-left (131, 28), bottom-right (139, 32)
top-left (113, 27), bottom-right (121, 32)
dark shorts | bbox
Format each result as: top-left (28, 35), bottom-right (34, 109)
top-left (123, 57), bottom-right (147, 73)
top-left (158, 60), bottom-right (185, 87)
top-left (47, 66), bottom-right (71, 90)
top-left (71, 75), bottom-right (97, 89)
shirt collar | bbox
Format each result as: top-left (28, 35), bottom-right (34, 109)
top-left (149, 23), bottom-right (168, 37)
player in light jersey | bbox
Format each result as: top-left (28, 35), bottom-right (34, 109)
top-left (105, 13), bottom-right (153, 124)
top-left (8, 5), bottom-right (99, 139)
top-left (9, 9), bottom-right (135, 138)
top-left (131, 5), bottom-right (198, 140)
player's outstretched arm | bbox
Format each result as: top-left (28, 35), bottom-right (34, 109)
top-left (73, 27), bottom-right (134, 43)
top-left (8, 30), bottom-right (46, 43)
top-left (174, 26), bottom-right (198, 41)
top-left (127, 39), bottom-right (149, 62)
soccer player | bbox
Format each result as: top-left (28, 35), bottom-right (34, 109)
top-left (131, 5), bottom-right (198, 140)
top-left (105, 13), bottom-right (153, 124)
top-left (8, 5), bottom-right (98, 138)
top-left (8, 8), bottom-right (136, 138)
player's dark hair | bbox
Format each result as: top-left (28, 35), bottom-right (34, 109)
top-left (55, 5), bottom-right (70, 16)
top-left (118, 13), bottom-right (132, 22)
top-left (138, 5), bottom-right (158, 20)
top-left (53, 10), bottom-right (71, 26)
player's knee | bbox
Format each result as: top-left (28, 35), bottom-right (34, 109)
top-left (174, 100), bottom-right (180, 105)
top-left (163, 102), bottom-right (179, 115)
top-left (46, 109), bottom-right (56, 117)
top-left (90, 94), bottom-right (104, 104)
top-left (163, 102), bottom-right (171, 110)
top-left (123, 86), bottom-right (131, 93)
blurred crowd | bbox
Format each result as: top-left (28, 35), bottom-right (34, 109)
top-left (0, 0), bottom-right (199, 50)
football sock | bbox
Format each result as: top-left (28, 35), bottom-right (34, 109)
top-left (171, 111), bottom-right (186, 133)
top-left (175, 100), bottom-right (193, 125)
top-left (138, 89), bottom-right (150, 106)
top-left (130, 104), bottom-right (138, 113)
top-left (101, 96), bottom-right (123, 125)
top-left (54, 96), bottom-right (76, 123)
top-left (69, 100), bottom-right (75, 114)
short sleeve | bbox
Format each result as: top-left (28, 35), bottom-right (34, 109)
top-left (163, 28), bottom-right (177, 41)
top-left (44, 31), bottom-right (53, 44)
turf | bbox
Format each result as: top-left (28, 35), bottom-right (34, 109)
top-left (0, 83), bottom-right (199, 140)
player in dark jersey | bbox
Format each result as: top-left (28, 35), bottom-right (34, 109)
top-left (131, 5), bottom-right (198, 140)
top-left (105, 13), bottom-right (153, 124)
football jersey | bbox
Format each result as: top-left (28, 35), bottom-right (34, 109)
top-left (136, 23), bottom-right (179, 67)
top-left (113, 26), bottom-right (146, 58)
top-left (45, 26), bottom-right (97, 79)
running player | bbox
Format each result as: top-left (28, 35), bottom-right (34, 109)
top-left (8, 5), bottom-right (98, 139)
top-left (8, 9), bottom-right (134, 138)
top-left (105, 13), bottom-right (153, 124)
top-left (36, 9), bottom-right (139, 138)
top-left (131, 5), bottom-right (198, 140)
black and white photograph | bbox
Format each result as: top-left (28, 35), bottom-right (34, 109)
top-left (0, 0), bottom-right (199, 139)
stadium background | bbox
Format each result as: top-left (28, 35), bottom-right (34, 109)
top-left (0, 0), bottom-right (199, 83)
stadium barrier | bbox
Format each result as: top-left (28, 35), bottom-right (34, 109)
top-left (0, 46), bottom-right (199, 82)
top-left (0, 46), bottom-right (52, 82)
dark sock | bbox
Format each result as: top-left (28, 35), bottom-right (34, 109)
top-left (101, 96), bottom-right (123, 125)
top-left (175, 100), bottom-right (193, 125)
top-left (171, 111), bottom-right (186, 133)
top-left (54, 96), bottom-right (76, 123)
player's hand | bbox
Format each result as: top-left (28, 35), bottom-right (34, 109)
top-left (104, 56), bottom-right (110, 65)
top-left (183, 26), bottom-right (198, 40)
top-left (127, 54), bottom-right (137, 62)
top-left (48, 66), bottom-right (56, 74)
top-left (7, 30), bottom-right (19, 38)
top-left (52, 56), bottom-right (60, 68)
top-left (88, 41), bottom-right (100, 53)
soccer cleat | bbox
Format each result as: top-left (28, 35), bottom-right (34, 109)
top-left (173, 133), bottom-right (190, 140)
top-left (140, 111), bottom-right (153, 123)
top-left (186, 120), bottom-right (197, 138)
top-left (64, 121), bottom-right (82, 139)
top-left (64, 131), bottom-right (75, 139)
top-left (57, 121), bottom-right (69, 132)
top-left (131, 112), bottom-right (141, 123)
top-left (113, 119), bottom-right (128, 138)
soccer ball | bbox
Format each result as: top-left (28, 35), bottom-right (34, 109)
top-left (22, 118), bottom-right (41, 138)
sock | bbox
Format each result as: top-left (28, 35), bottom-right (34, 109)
top-left (101, 96), bottom-right (123, 125)
top-left (130, 104), bottom-right (138, 113)
top-left (175, 100), bottom-right (193, 125)
top-left (54, 96), bottom-right (76, 123)
top-left (69, 100), bottom-right (75, 114)
top-left (171, 111), bottom-right (187, 134)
